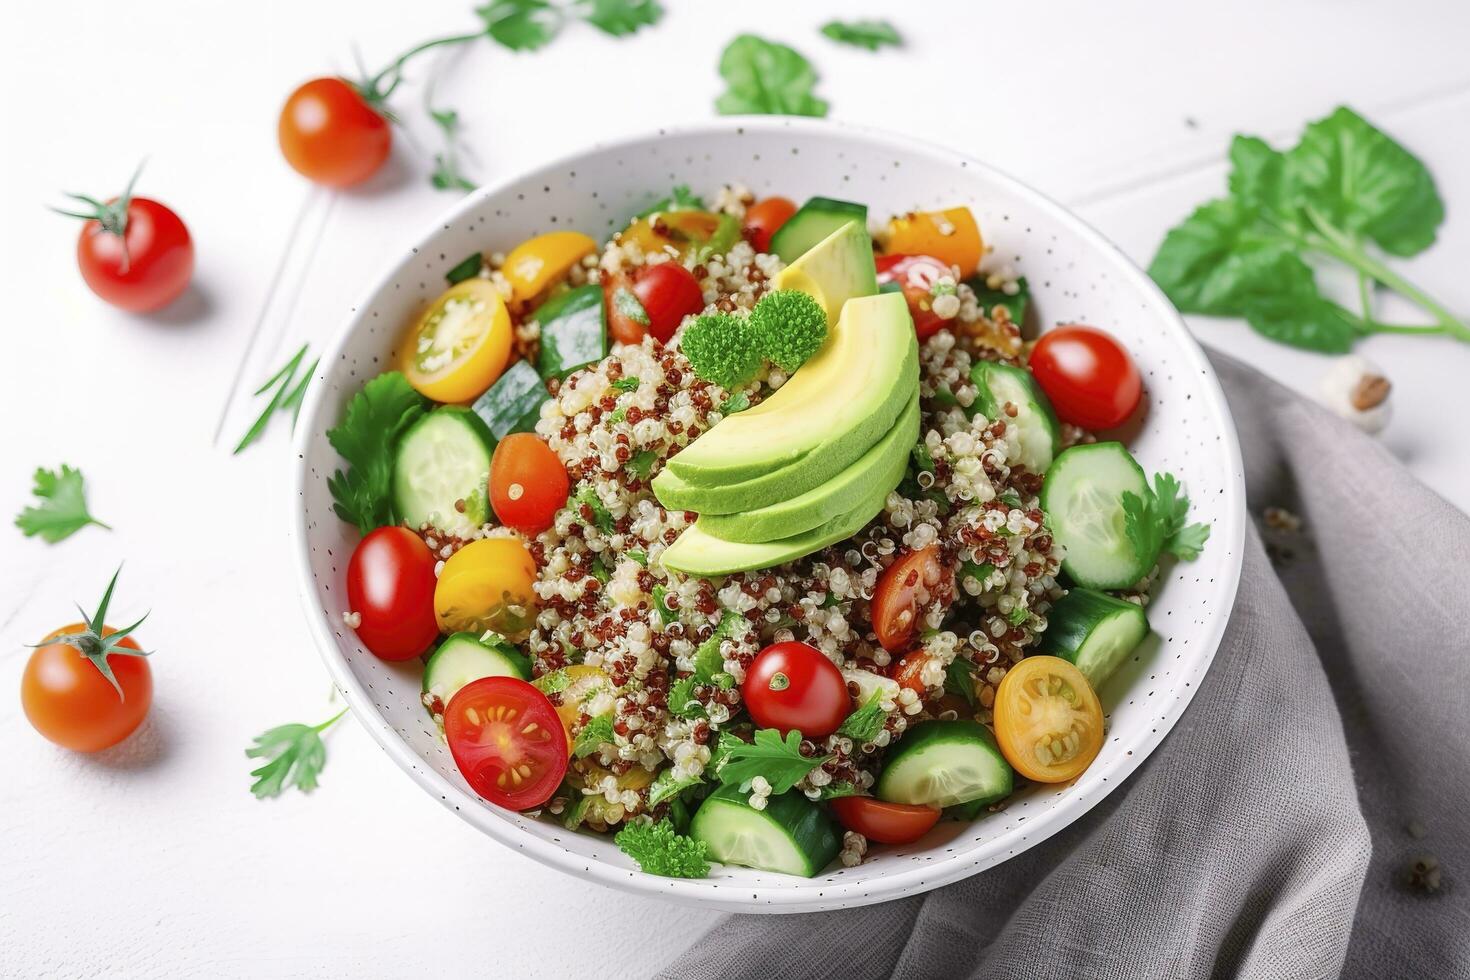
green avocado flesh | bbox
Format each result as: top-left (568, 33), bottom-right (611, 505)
top-left (772, 220), bottom-right (878, 327)
top-left (659, 460), bottom-right (897, 576)
top-left (698, 387), bottom-right (918, 543)
top-left (654, 292), bottom-right (917, 511)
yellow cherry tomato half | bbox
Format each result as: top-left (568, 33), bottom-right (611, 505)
top-left (434, 538), bottom-right (538, 639)
top-left (503, 231), bottom-right (597, 303)
top-left (880, 207), bottom-right (984, 279)
top-left (400, 279), bottom-right (512, 404)
top-left (992, 655), bottom-right (1104, 783)
top-left (615, 211), bottom-right (737, 261)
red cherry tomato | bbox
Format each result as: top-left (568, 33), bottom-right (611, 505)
top-left (870, 545), bottom-right (946, 654)
top-left (829, 796), bottom-right (941, 845)
top-left (602, 271), bottom-right (644, 344)
top-left (346, 527), bottom-right (440, 661)
top-left (68, 193), bottom-right (194, 313)
top-left (445, 676), bottom-right (568, 810)
top-left (889, 651), bottom-right (934, 697)
top-left (743, 196), bottom-right (797, 252)
top-left (278, 77), bottom-right (392, 188)
top-left (742, 641), bottom-right (850, 738)
top-left (490, 433), bottom-right (570, 534)
top-left (23, 625), bottom-right (152, 753)
top-left (1028, 325), bottom-right (1142, 430)
top-left (875, 254), bottom-right (951, 340)
top-left (634, 263), bottom-right (706, 343)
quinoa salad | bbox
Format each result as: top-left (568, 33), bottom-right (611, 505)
top-left (328, 186), bottom-right (1211, 879)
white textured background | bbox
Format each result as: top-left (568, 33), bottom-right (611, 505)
top-left (1, 1), bottom-right (1467, 976)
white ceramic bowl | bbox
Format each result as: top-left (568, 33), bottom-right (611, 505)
top-left (291, 118), bottom-right (1246, 914)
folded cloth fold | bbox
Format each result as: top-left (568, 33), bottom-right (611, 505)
top-left (658, 350), bottom-right (1469, 980)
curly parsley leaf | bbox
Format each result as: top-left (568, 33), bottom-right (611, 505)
top-left (615, 818), bottom-right (709, 877)
top-left (576, 0), bottom-right (662, 36)
top-left (478, 0), bottom-right (563, 50)
top-left (326, 372), bottom-right (429, 534)
top-left (716, 35), bottom-right (828, 117)
top-left (718, 728), bottom-right (830, 795)
top-left (820, 19), bottom-right (901, 50)
top-left (573, 714), bottom-right (615, 758)
top-left (1121, 471), bottom-right (1212, 567)
top-left (247, 708), bottom-right (347, 799)
top-left (836, 689), bottom-right (887, 742)
top-left (15, 464), bottom-right (110, 543)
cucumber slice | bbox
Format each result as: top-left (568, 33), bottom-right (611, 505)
top-left (875, 719), bottom-right (1013, 809)
top-left (769, 196), bottom-right (868, 264)
top-left (690, 785), bottom-right (840, 877)
top-left (423, 632), bottom-right (532, 704)
top-left (534, 285), bottom-right (607, 380)
top-left (392, 407), bottom-right (494, 536)
top-left (1041, 442), bottom-right (1151, 590)
top-left (970, 361), bottom-right (1060, 472)
top-left (1042, 588), bottom-right (1148, 687)
top-left (472, 359), bottom-right (549, 440)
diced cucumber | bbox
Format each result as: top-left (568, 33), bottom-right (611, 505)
top-left (966, 274), bottom-right (1029, 328)
top-left (1041, 442), bottom-right (1151, 590)
top-left (391, 407), bottom-right (494, 536)
top-left (534, 285), bottom-right (607, 380)
top-left (472, 359), bottom-right (549, 440)
top-left (970, 360), bottom-right (1060, 472)
top-left (690, 785), bottom-right (840, 877)
top-left (1042, 587), bottom-right (1148, 687)
top-left (875, 719), bottom-right (1013, 809)
top-left (423, 632), bottom-right (532, 705)
top-left (769, 197), bottom-right (868, 264)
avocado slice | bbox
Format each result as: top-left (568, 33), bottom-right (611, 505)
top-left (697, 388), bottom-right (918, 543)
top-left (772, 219), bottom-right (878, 326)
top-left (660, 459), bottom-right (899, 576)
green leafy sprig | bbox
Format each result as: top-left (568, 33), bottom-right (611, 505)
top-left (247, 708), bottom-right (349, 798)
top-left (326, 371), bottom-right (429, 534)
top-left (477, 0), bottom-right (663, 51)
top-left (716, 35), bottom-right (828, 117)
top-left (715, 728), bottom-right (831, 795)
top-left (614, 818), bottom-right (709, 877)
top-left (33, 568), bottom-right (151, 700)
top-left (1149, 106), bottom-right (1468, 350)
top-left (15, 464), bottom-right (110, 543)
top-left (235, 344), bottom-right (316, 454)
top-left (1121, 472), bottom-right (1211, 565)
top-left (820, 19), bottom-right (901, 50)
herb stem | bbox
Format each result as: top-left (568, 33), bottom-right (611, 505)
top-left (370, 32), bottom-right (485, 93)
top-left (313, 707), bottom-right (349, 734)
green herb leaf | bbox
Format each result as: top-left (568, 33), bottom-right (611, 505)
top-left (820, 19), bottom-right (900, 50)
top-left (15, 464), bottom-right (109, 542)
top-left (611, 376), bottom-right (641, 392)
top-left (560, 789), bottom-right (591, 829)
top-left (590, 558), bottom-right (611, 584)
top-left (944, 659), bottom-right (977, 706)
top-left (692, 613), bottom-right (743, 682)
top-left (1121, 471), bottom-right (1212, 567)
top-left (235, 344), bottom-right (313, 454)
top-left (446, 252), bottom-right (483, 285)
top-left (428, 108), bottom-right (475, 192)
top-left (667, 675), bottom-right (706, 719)
top-left (626, 548), bottom-right (649, 566)
top-left (573, 484), bottom-right (614, 533)
top-left (326, 372), bottom-right (428, 534)
top-left (648, 767), bottom-right (702, 808)
top-left (477, 0), bottom-right (563, 50)
top-left (748, 290), bottom-right (827, 372)
top-left (911, 439), bottom-right (936, 474)
top-left (836, 689), bottom-right (887, 742)
top-left (614, 818), bottom-right (710, 877)
top-left (819, 781), bottom-right (860, 800)
top-left (718, 728), bottom-right (830, 795)
top-left (715, 35), bottom-right (828, 117)
top-left (682, 312), bottom-right (762, 388)
top-left (246, 709), bottom-right (347, 799)
top-left (718, 391), bottom-right (751, 415)
top-left (1006, 605), bottom-right (1029, 627)
top-left (652, 584), bottom-right (676, 624)
top-left (577, 0), bottom-right (663, 36)
top-left (573, 714), bottom-right (615, 758)
top-left (635, 184), bottom-right (706, 218)
top-left (627, 450), bottom-right (657, 479)
top-left (533, 669), bottom-right (570, 694)
top-left (612, 286), bottom-right (650, 326)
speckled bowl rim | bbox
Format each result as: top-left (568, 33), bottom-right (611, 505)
top-left (290, 116), bottom-right (1246, 914)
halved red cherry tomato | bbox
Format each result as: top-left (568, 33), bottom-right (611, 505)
top-left (743, 197), bottom-right (797, 252)
top-left (889, 651), bottom-right (934, 697)
top-left (1028, 325), bottom-right (1142, 430)
top-left (743, 641), bottom-right (850, 738)
top-left (829, 796), bottom-right (942, 845)
top-left (604, 263), bottom-right (706, 344)
top-left (444, 676), bottom-right (568, 810)
top-left (870, 545), bottom-right (946, 654)
top-left (490, 433), bottom-right (569, 534)
top-left (875, 254), bottom-right (951, 340)
top-left (346, 527), bottom-right (440, 661)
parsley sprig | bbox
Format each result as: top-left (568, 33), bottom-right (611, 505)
top-left (477, 0), bottom-right (663, 51)
top-left (247, 708), bottom-right (349, 798)
top-left (820, 19), bottom-right (901, 51)
top-left (33, 568), bottom-right (151, 700)
top-left (715, 728), bottom-right (831, 795)
top-left (716, 35), bottom-right (828, 117)
top-left (836, 689), bottom-right (887, 742)
top-left (15, 464), bottom-right (110, 543)
top-left (1122, 472), bottom-right (1212, 565)
top-left (327, 372), bottom-right (429, 534)
top-left (614, 818), bottom-right (709, 878)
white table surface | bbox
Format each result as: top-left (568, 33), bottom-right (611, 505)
top-left (2, 1), bottom-right (1467, 976)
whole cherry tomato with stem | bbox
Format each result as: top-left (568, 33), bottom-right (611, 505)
top-left (743, 197), bottom-right (797, 252)
top-left (870, 545), bottom-right (947, 654)
top-left (21, 568), bottom-right (153, 753)
top-left (278, 31), bottom-right (483, 187)
top-left (52, 163), bottom-right (194, 313)
top-left (490, 433), bottom-right (570, 534)
top-left (829, 796), bottom-right (941, 845)
top-left (346, 526), bottom-right (440, 661)
top-left (742, 641), bottom-right (851, 738)
top-left (1028, 325), bottom-right (1142, 430)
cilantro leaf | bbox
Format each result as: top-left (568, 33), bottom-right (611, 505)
top-left (615, 818), bottom-right (709, 877)
top-left (246, 709), bottom-right (347, 799)
top-left (573, 484), bottom-right (614, 533)
top-left (627, 449), bottom-right (658, 479)
top-left (634, 184), bottom-right (705, 218)
top-left (611, 376), bottom-right (641, 392)
top-left (715, 35), bottom-right (828, 117)
top-left (667, 675), bottom-right (706, 719)
top-left (577, 0), bottom-right (662, 36)
top-left (820, 19), bottom-right (901, 50)
top-left (944, 659), bottom-right (977, 707)
top-left (692, 613), bottom-right (743, 682)
top-left (836, 689), bottom-right (887, 742)
top-left (648, 767), bottom-right (702, 808)
top-left (326, 372), bottom-right (429, 534)
top-left (573, 714), bottom-right (615, 758)
top-left (652, 584), bottom-right (676, 624)
top-left (477, 0), bottom-right (563, 50)
top-left (1121, 471), bottom-right (1212, 567)
top-left (15, 464), bottom-right (109, 542)
top-left (718, 728), bottom-right (830, 795)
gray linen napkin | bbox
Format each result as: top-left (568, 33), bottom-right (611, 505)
top-left (659, 351), bottom-right (1469, 980)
